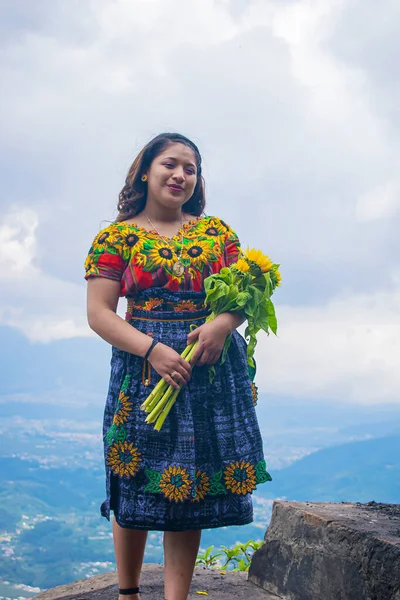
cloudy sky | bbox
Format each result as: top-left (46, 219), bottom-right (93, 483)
top-left (1, 0), bottom-right (399, 405)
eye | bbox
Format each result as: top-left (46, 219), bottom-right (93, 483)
top-left (164, 163), bottom-right (174, 168)
top-left (186, 168), bottom-right (196, 175)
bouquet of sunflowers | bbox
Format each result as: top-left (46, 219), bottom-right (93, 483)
top-left (141, 248), bottom-right (281, 431)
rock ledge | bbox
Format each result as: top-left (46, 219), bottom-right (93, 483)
top-left (35, 564), bottom-right (280, 599)
top-left (249, 500), bottom-right (400, 600)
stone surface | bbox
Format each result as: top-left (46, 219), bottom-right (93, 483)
top-left (35, 564), bottom-right (281, 599)
top-left (249, 500), bottom-right (400, 600)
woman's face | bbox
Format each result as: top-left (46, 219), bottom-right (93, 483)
top-left (145, 143), bottom-right (198, 210)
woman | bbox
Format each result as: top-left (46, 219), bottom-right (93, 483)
top-left (84, 133), bottom-right (271, 600)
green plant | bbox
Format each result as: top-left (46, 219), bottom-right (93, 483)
top-left (196, 539), bottom-right (263, 572)
top-left (195, 545), bottom-right (224, 568)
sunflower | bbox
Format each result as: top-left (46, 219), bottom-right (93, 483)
top-left (196, 218), bottom-right (225, 238)
top-left (224, 460), bottom-right (257, 495)
top-left (251, 382), bottom-right (258, 406)
top-left (146, 241), bottom-right (177, 271)
top-left (119, 226), bottom-right (147, 256)
top-left (106, 441), bottom-right (141, 478)
top-left (182, 240), bottom-right (214, 269)
top-left (159, 465), bottom-right (192, 502)
top-left (244, 248), bottom-right (272, 273)
top-left (92, 227), bottom-right (120, 253)
top-left (143, 298), bottom-right (163, 311)
top-left (192, 469), bottom-right (210, 502)
top-left (270, 267), bottom-right (282, 288)
top-left (112, 391), bottom-right (133, 427)
top-left (173, 300), bottom-right (199, 312)
top-left (235, 258), bottom-right (250, 273)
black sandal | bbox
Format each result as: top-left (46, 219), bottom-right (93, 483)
top-left (119, 587), bottom-right (140, 596)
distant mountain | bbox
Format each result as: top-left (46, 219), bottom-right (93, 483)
top-left (263, 434), bottom-right (400, 503)
top-left (0, 325), bottom-right (108, 396)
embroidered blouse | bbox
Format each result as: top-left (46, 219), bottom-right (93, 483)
top-left (84, 215), bottom-right (242, 295)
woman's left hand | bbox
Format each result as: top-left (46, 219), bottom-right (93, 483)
top-left (186, 315), bottom-right (234, 366)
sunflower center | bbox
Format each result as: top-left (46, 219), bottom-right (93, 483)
top-left (188, 246), bottom-right (203, 257)
top-left (126, 234), bottom-right (139, 247)
top-left (206, 227), bottom-right (218, 236)
top-left (158, 248), bottom-right (173, 259)
top-left (170, 474), bottom-right (183, 488)
top-left (99, 232), bottom-right (110, 243)
top-left (233, 468), bottom-right (247, 482)
top-left (119, 450), bottom-right (133, 464)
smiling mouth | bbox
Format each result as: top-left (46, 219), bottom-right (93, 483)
top-left (168, 185), bottom-right (184, 191)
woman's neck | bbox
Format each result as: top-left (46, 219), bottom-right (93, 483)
top-left (143, 203), bottom-right (183, 224)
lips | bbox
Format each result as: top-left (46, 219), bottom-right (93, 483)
top-left (168, 184), bottom-right (184, 192)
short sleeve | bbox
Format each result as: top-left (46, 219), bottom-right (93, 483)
top-left (222, 220), bottom-right (243, 266)
top-left (84, 224), bottom-right (129, 282)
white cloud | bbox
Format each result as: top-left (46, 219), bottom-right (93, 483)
top-left (356, 181), bottom-right (400, 221)
top-left (253, 287), bottom-right (400, 403)
top-left (1, 0), bottom-right (400, 402)
top-left (0, 209), bottom-right (92, 342)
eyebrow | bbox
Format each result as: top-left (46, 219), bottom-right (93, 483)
top-left (163, 156), bottom-right (197, 168)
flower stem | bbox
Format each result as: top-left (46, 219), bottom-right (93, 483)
top-left (145, 384), bottom-right (176, 423)
top-left (154, 387), bottom-right (181, 431)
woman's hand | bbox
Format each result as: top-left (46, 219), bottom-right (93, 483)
top-left (148, 342), bottom-right (192, 390)
top-left (186, 317), bottom-right (233, 367)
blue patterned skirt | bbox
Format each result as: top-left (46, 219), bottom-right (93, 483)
top-left (100, 288), bottom-right (271, 531)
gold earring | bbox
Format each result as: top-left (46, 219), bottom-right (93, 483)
top-left (141, 174), bottom-right (148, 182)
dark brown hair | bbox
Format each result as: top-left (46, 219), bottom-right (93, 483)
top-left (116, 133), bottom-right (206, 222)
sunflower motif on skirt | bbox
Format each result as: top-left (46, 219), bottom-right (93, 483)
top-left (192, 469), bottom-right (211, 502)
top-left (224, 460), bottom-right (257, 495)
top-left (107, 441), bottom-right (141, 478)
top-left (142, 298), bottom-right (164, 311)
top-left (112, 391), bottom-right (133, 426)
top-left (251, 382), bottom-right (258, 406)
top-left (182, 240), bottom-right (214, 269)
top-left (159, 465), bottom-right (192, 502)
top-left (173, 300), bottom-right (200, 312)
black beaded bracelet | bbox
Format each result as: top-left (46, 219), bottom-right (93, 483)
top-left (144, 338), bottom-right (159, 361)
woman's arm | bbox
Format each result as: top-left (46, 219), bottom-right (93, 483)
top-left (87, 278), bottom-right (154, 357)
top-left (87, 278), bottom-right (192, 388)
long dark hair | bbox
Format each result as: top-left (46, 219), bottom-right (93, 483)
top-left (116, 133), bottom-right (206, 221)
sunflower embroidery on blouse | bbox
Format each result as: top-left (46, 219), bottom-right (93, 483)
top-left (224, 460), bottom-right (257, 495)
top-left (107, 441), bottom-right (142, 478)
top-left (181, 240), bottom-right (215, 269)
top-left (85, 216), bottom-right (240, 282)
top-left (119, 226), bottom-right (147, 258)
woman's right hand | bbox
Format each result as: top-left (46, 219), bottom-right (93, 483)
top-left (148, 342), bottom-right (192, 389)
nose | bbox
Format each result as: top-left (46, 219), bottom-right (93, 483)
top-left (172, 167), bottom-right (185, 183)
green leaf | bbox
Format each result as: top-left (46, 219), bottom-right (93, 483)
top-left (105, 424), bottom-right (117, 445)
top-left (255, 460), bottom-right (273, 484)
top-left (220, 334), bottom-right (232, 365)
top-left (209, 470), bottom-right (226, 495)
top-left (208, 365), bottom-right (216, 384)
top-left (121, 374), bottom-right (131, 393)
top-left (266, 299), bottom-right (278, 335)
top-left (144, 467), bottom-right (162, 493)
top-left (115, 425), bottom-right (127, 443)
top-left (235, 291), bottom-right (252, 307)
